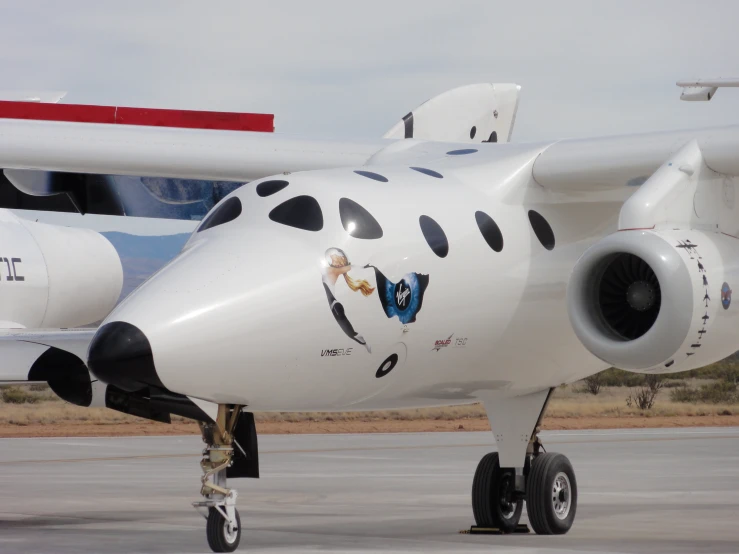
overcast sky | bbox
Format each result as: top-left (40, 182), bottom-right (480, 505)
top-left (1, 0), bottom-right (738, 144)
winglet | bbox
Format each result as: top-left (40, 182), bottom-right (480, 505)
top-left (383, 83), bottom-right (521, 143)
top-left (677, 78), bottom-right (739, 101)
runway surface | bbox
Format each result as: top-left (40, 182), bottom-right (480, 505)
top-left (0, 427), bottom-right (737, 553)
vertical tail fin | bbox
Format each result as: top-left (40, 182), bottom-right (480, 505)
top-left (383, 83), bottom-right (521, 143)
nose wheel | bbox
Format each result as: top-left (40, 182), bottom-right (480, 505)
top-left (193, 405), bottom-right (244, 552)
top-left (206, 505), bottom-right (241, 552)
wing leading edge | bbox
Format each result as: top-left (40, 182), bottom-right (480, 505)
top-left (0, 119), bottom-right (384, 182)
top-left (532, 125), bottom-right (739, 192)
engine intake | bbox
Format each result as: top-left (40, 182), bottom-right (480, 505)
top-left (568, 230), bottom-right (694, 371)
top-left (598, 253), bottom-right (661, 340)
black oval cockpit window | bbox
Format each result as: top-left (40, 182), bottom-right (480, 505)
top-left (269, 195), bottom-right (323, 231)
top-left (419, 215), bottom-right (449, 258)
top-left (197, 197), bottom-right (242, 233)
top-left (528, 210), bottom-right (555, 250)
top-left (256, 179), bottom-right (289, 197)
top-left (475, 211), bottom-right (503, 252)
top-left (354, 170), bottom-right (389, 183)
top-left (410, 167), bottom-right (443, 179)
top-left (339, 198), bottom-right (383, 239)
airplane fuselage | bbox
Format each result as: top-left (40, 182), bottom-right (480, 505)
top-left (93, 144), bottom-right (625, 411)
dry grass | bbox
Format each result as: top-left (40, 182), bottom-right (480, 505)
top-left (546, 382), bottom-right (734, 418)
top-left (0, 381), bottom-right (733, 428)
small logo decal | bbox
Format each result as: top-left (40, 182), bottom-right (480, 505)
top-left (432, 334), bottom-right (454, 352)
top-left (721, 282), bottom-right (732, 310)
top-left (431, 335), bottom-right (468, 352)
top-left (394, 279), bottom-right (411, 309)
top-left (321, 348), bottom-right (353, 357)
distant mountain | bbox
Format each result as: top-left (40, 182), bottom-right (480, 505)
top-left (102, 232), bottom-right (190, 261)
top-left (101, 232), bottom-right (191, 301)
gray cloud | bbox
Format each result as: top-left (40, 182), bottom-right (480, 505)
top-left (1, 0), bottom-right (738, 142)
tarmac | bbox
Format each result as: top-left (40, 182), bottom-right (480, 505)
top-left (0, 427), bottom-right (737, 553)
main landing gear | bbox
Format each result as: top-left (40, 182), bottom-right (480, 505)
top-left (472, 388), bottom-right (577, 535)
top-left (193, 404), bottom-right (260, 552)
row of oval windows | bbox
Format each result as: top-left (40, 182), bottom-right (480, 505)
top-left (256, 162), bottom-right (465, 189)
top-left (198, 180), bottom-right (556, 254)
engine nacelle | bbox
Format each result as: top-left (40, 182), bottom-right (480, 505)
top-left (0, 210), bottom-right (122, 327)
top-left (568, 229), bottom-right (739, 372)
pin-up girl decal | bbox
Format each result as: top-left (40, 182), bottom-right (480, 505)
top-left (321, 248), bottom-right (375, 352)
top-left (365, 265), bottom-right (429, 324)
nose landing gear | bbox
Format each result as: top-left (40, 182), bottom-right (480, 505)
top-left (193, 405), bottom-right (243, 553)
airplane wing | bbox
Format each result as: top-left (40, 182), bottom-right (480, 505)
top-left (677, 77), bottom-right (739, 101)
top-left (0, 91), bottom-right (67, 103)
top-left (367, 123), bottom-right (739, 190)
top-left (0, 84), bottom-right (521, 184)
top-left (0, 118), bottom-right (384, 182)
top-left (532, 125), bottom-right (739, 191)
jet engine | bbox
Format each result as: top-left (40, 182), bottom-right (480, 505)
top-left (567, 229), bottom-right (739, 372)
top-left (0, 211), bottom-right (123, 328)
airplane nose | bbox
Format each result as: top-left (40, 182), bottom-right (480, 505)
top-left (88, 321), bottom-right (165, 392)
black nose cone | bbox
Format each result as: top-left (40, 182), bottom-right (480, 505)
top-left (88, 321), bottom-right (165, 392)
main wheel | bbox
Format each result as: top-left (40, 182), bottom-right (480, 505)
top-left (526, 452), bottom-right (577, 535)
top-left (471, 452), bottom-right (523, 532)
top-left (206, 506), bottom-right (241, 552)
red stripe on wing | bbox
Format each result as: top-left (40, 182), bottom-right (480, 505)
top-left (0, 101), bottom-right (274, 132)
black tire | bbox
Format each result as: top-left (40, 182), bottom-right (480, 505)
top-left (471, 452), bottom-right (523, 532)
top-left (206, 506), bottom-right (241, 552)
top-left (526, 452), bottom-right (577, 535)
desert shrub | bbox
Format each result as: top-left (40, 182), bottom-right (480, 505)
top-left (29, 383), bottom-right (49, 392)
top-left (670, 381), bottom-right (738, 404)
top-left (703, 382), bottom-right (734, 403)
top-left (626, 374), bottom-right (663, 410)
top-left (577, 374), bottom-right (603, 395)
top-left (670, 386), bottom-right (698, 403)
top-left (721, 367), bottom-right (739, 386)
top-left (600, 356), bottom-right (739, 387)
top-left (669, 358), bottom-right (739, 381)
top-left (2, 387), bottom-right (40, 404)
top-left (661, 379), bottom-right (687, 389)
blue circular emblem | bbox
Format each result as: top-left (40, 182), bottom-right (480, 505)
top-left (721, 282), bottom-right (732, 310)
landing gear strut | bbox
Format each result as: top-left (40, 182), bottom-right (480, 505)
top-left (193, 404), bottom-right (243, 553)
top-left (472, 389), bottom-right (578, 535)
top-left (472, 428), bottom-right (577, 534)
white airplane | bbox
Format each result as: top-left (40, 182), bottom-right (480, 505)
top-left (0, 80), bottom-right (737, 552)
